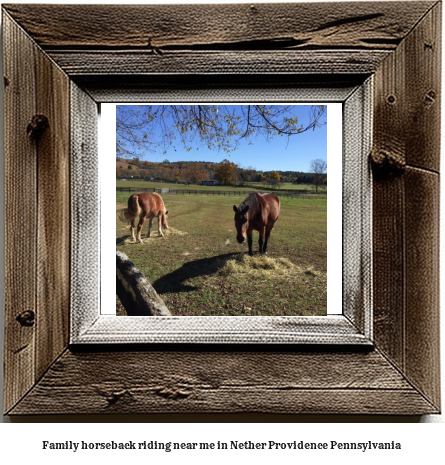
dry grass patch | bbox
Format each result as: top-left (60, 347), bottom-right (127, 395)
top-left (164, 226), bottom-right (188, 237)
top-left (219, 254), bottom-right (325, 281)
top-left (220, 254), bottom-right (297, 278)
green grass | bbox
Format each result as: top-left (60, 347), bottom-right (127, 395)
top-left (116, 193), bottom-right (326, 317)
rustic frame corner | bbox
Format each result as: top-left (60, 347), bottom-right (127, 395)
top-left (2, 2), bottom-right (441, 416)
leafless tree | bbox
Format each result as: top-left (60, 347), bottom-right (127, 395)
top-left (309, 158), bottom-right (327, 193)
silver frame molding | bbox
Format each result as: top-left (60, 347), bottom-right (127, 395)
top-left (70, 83), bottom-right (373, 346)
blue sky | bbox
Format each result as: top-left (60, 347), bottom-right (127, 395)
top-left (116, 105), bottom-right (327, 172)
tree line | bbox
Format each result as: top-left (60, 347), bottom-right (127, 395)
top-left (116, 157), bottom-right (327, 188)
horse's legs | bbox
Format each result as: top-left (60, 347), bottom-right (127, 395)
top-left (147, 218), bottom-right (153, 237)
top-left (247, 230), bottom-right (253, 256)
top-left (157, 214), bottom-right (164, 237)
top-left (137, 216), bottom-right (146, 243)
top-left (258, 227), bottom-right (266, 254)
top-left (130, 219), bottom-right (136, 242)
top-left (263, 224), bottom-right (274, 254)
top-left (263, 229), bottom-right (271, 254)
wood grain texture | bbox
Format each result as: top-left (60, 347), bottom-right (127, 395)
top-left (372, 175), bottom-right (405, 367)
top-left (404, 2), bottom-right (441, 172)
top-left (404, 168), bottom-right (440, 407)
top-left (75, 316), bottom-right (370, 345)
top-left (372, 39), bottom-right (406, 368)
top-left (342, 80), bottom-right (372, 336)
top-left (3, 11), bottom-right (72, 412)
top-left (2, 2), bottom-right (435, 49)
top-left (78, 75), bottom-right (363, 104)
top-left (35, 38), bottom-right (71, 381)
top-left (3, 12), bottom-right (38, 414)
top-left (8, 349), bottom-right (437, 415)
top-left (3, 2), bottom-right (434, 83)
top-left (46, 50), bottom-right (391, 77)
top-left (70, 83), bottom-right (100, 337)
top-left (372, 2), bottom-right (441, 410)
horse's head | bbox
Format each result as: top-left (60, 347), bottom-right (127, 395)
top-left (233, 204), bottom-right (249, 243)
top-left (162, 210), bottom-right (169, 230)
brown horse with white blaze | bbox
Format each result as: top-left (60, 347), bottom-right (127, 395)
top-left (121, 192), bottom-right (168, 243)
top-left (233, 192), bottom-right (280, 255)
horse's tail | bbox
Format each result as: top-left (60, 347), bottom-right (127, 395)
top-left (118, 194), bottom-right (141, 223)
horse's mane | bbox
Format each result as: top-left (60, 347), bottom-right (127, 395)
top-left (239, 192), bottom-right (262, 212)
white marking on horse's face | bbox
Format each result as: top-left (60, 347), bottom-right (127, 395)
top-left (234, 209), bottom-right (249, 243)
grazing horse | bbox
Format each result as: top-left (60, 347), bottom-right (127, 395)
top-left (120, 192), bottom-right (168, 243)
top-left (233, 192), bottom-right (280, 255)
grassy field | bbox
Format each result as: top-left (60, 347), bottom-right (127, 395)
top-left (116, 190), bottom-right (327, 317)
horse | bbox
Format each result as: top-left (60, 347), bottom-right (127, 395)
top-left (120, 192), bottom-right (168, 243)
top-left (233, 192), bottom-right (280, 255)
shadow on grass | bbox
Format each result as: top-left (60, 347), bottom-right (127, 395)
top-left (153, 253), bottom-right (240, 294)
top-left (116, 235), bottom-right (127, 246)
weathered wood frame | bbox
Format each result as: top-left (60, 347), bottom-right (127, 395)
top-left (2, 2), bottom-right (441, 415)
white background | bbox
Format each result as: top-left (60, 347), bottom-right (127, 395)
top-left (0, 0), bottom-right (444, 462)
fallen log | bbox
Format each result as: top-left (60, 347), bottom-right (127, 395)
top-left (116, 250), bottom-right (171, 316)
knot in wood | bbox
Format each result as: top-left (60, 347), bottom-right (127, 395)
top-left (424, 90), bottom-right (436, 106)
top-left (154, 386), bottom-right (192, 400)
top-left (105, 389), bottom-right (128, 405)
top-left (27, 114), bottom-right (49, 140)
top-left (370, 148), bottom-right (405, 177)
top-left (16, 310), bottom-right (35, 327)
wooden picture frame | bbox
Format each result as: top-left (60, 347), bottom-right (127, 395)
top-left (2, 2), bottom-right (441, 415)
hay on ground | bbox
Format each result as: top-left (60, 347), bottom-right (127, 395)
top-left (218, 254), bottom-right (325, 281)
top-left (219, 255), bottom-right (297, 278)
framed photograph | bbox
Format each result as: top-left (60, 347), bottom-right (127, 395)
top-left (2, 2), bottom-right (440, 415)
top-left (111, 102), bottom-right (337, 322)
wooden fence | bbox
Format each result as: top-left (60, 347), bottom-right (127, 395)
top-left (116, 186), bottom-right (326, 198)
